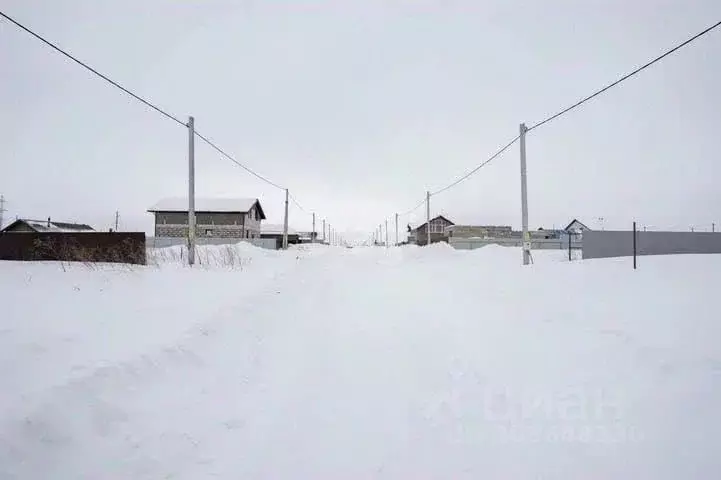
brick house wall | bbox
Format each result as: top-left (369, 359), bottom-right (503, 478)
top-left (153, 210), bottom-right (261, 239)
top-left (243, 205), bottom-right (262, 238)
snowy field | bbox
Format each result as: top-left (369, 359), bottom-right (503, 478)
top-left (1, 243), bottom-right (719, 479)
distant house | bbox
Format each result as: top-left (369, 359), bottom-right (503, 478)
top-left (559, 218), bottom-right (590, 246)
top-left (412, 215), bottom-right (454, 245)
top-left (260, 224), bottom-right (300, 249)
top-left (147, 197), bottom-right (265, 239)
top-left (564, 219), bottom-right (590, 235)
top-left (0, 218), bottom-right (95, 233)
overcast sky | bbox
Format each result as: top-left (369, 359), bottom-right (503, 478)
top-left (2, 0), bottom-right (720, 239)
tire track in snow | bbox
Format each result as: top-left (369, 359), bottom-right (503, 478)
top-left (0, 252), bottom-right (315, 480)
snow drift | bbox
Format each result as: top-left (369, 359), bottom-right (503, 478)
top-left (1, 246), bottom-right (719, 479)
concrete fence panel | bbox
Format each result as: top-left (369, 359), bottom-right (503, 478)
top-left (583, 230), bottom-right (721, 260)
top-left (450, 237), bottom-right (582, 251)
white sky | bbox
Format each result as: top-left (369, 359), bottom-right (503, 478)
top-left (2, 0), bottom-right (720, 240)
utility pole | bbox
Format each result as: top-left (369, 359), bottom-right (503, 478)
top-left (0, 194), bottom-right (6, 229)
top-left (188, 116), bottom-right (196, 266)
top-left (312, 212), bottom-right (316, 243)
top-left (426, 191), bottom-right (431, 246)
top-left (568, 233), bottom-right (572, 262)
top-left (385, 219), bottom-right (389, 248)
top-left (114, 210), bottom-right (119, 232)
top-left (519, 123), bottom-right (530, 266)
top-left (283, 189), bottom-right (289, 249)
top-left (395, 212), bottom-right (399, 246)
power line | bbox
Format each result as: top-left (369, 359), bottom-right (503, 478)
top-left (193, 131), bottom-right (286, 191)
top-left (0, 10), bottom-right (186, 127)
top-left (430, 135), bottom-right (520, 196)
top-left (2, 9), bottom-right (325, 228)
top-left (529, 19), bottom-right (721, 132)
top-left (0, 10), bottom-right (290, 194)
top-left (399, 197), bottom-right (427, 216)
top-left (288, 192), bottom-right (309, 214)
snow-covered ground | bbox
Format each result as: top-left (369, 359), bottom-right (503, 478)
top-left (1, 243), bottom-right (719, 479)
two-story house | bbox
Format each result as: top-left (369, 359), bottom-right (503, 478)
top-left (148, 197), bottom-right (266, 239)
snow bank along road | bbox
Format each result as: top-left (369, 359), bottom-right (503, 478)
top-left (1, 244), bottom-right (720, 479)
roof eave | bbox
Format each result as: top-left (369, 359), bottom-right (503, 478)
top-left (254, 200), bottom-right (267, 220)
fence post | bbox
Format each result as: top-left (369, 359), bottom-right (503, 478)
top-left (633, 221), bottom-right (637, 270)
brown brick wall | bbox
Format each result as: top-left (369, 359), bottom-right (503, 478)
top-left (0, 232), bottom-right (146, 264)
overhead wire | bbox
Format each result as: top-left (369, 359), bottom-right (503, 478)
top-left (7, 8), bottom-right (719, 235)
top-left (193, 131), bottom-right (286, 191)
top-left (529, 19), bottom-right (721, 132)
top-left (0, 10), bottom-right (302, 201)
top-left (430, 135), bottom-right (520, 196)
top-left (399, 197), bottom-right (427, 217)
top-left (411, 18), bottom-right (721, 213)
top-left (0, 10), bottom-right (186, 127)
top-left (288, 192), bottom-right (309, 214)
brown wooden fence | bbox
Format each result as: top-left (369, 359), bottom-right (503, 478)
top-left (0, 232), bottom-right (146, 265)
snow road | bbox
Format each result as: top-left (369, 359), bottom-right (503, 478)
top-left (1, 244), bottom-right (720, 479)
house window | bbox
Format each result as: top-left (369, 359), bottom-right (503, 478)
top-left (205, 229), bottom-right (213, 236)
top-left (430, 223), bottom-right (444, 233)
